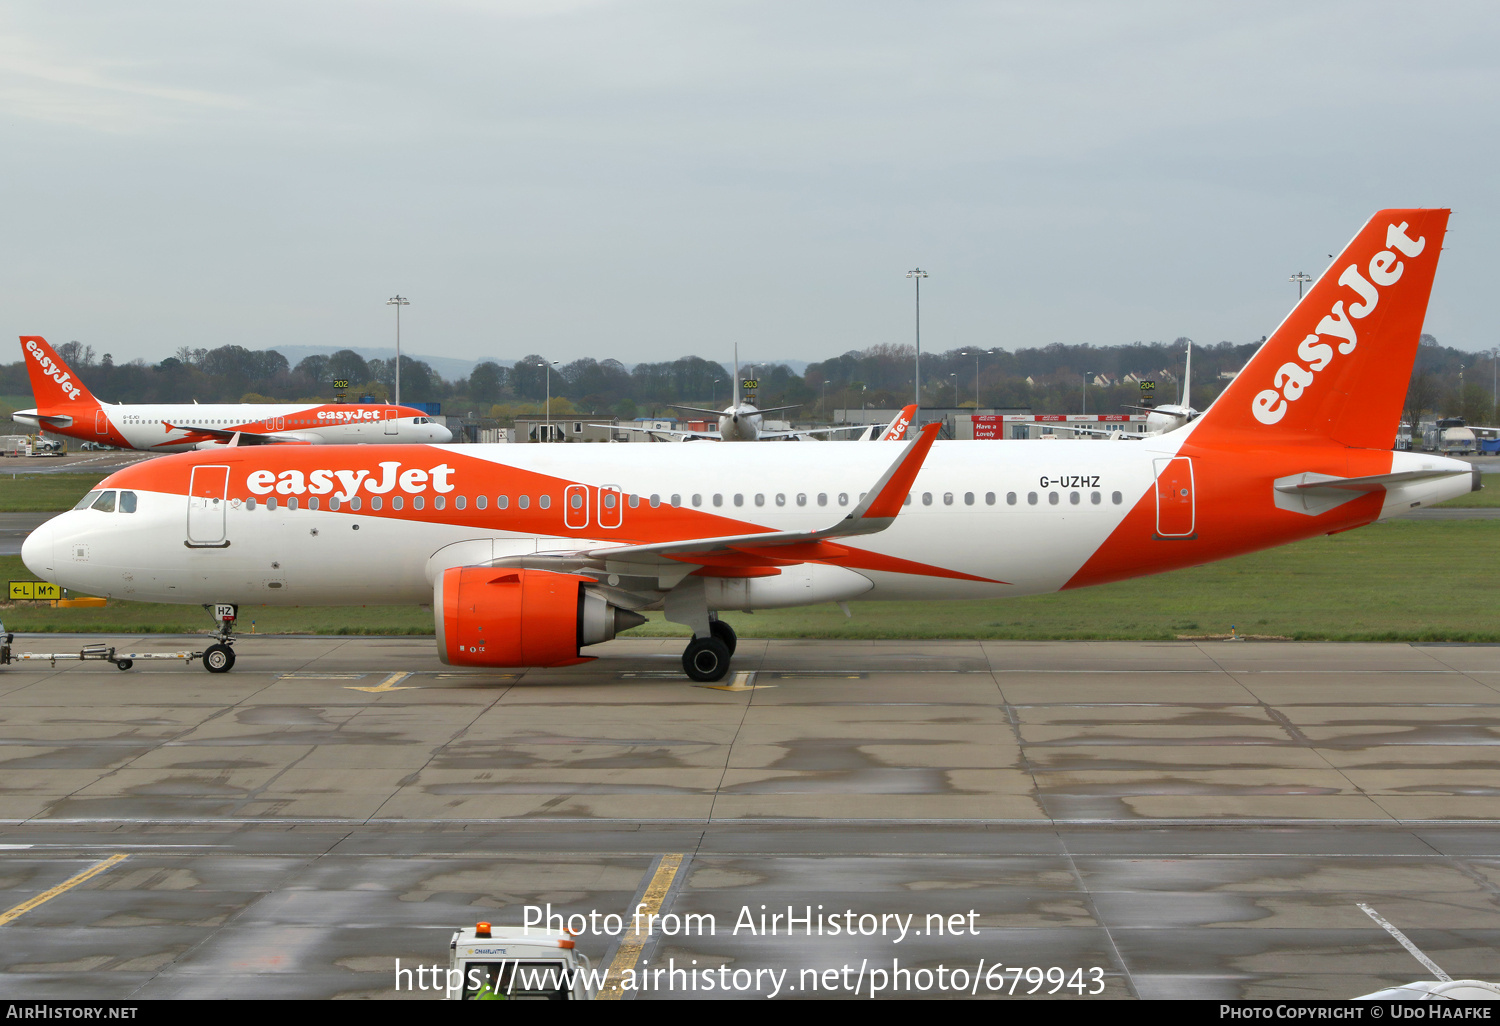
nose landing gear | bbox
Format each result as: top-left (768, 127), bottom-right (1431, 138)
top-left (200, 603), bottom-right (238, 674)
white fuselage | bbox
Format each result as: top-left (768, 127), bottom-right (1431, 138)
top-left (21, 432), bottom-right (1474, 613)
top-left (14, 402), bottom-right (452, 451)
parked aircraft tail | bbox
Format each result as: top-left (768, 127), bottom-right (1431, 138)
top-left (19, 336), bottom-right (99, 411)
top-left (1191, 208), bottom-right (1449, 450)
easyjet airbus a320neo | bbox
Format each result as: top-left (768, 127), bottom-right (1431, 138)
top-left (22, 210), bottom-right (1474, 681)
top-left (13, 335), bottom-right (451, 450)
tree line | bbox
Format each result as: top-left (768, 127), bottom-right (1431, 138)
top-left (0, 336), bottom-right (1492, 427)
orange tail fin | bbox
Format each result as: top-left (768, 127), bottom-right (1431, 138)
top-left (1192, 208), bottom-right (1449, 449)
top-left (19, 336), bottom-right (98, 410)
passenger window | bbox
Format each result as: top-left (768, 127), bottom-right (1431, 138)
top-left (434, 496), bottom-right (445, 510)
top-left (1048, 492), bottom-right (1059, 505)
top-left (692, 494), bottom-right (702, 507)
top-left (413, 496), bottom-right (424, 510)
top-left (570, 493), bottom-right (582, 509)
top-left (963, 492), bottom-right (974, 505)
top-left (519, 495), bottom-right (530, 510)
top-left (456, 496), bottom-right (467, 510)
top-left (755, 494), bottom-right (765, 506)
top-left (838, 493), bottom-right (848, 506)
top-left (713, 494), bottom-right (723, 507)
top-left (247, 497), bottom-right (258, 511)
top-left (1111, 491), bottom-right (1123, 505)
top-left (903, 494), bottom-right (912, 506)
top-left (603, 493), bottom-right (617, 509)
top-left (671, 494), bottom-right (681, 507)
top-left (1005, 492), bottom-right (1016, 505)
top-left (538, 495), bottom-right (549, 510)
top-left (476, 495), bottom-right (487, 510)
top-left (1091, 491), bottom-right (1101, 505)
top-left (369, 496), bottom-right (380, 510)
top-left (817, 493), bottom-right (827, 506)
top-left (1027, 492), bottom-right (1038, 505)
top-left (629, 494), bottom-right (640, 508)
top-left (734, 494), bottom-right (744, 507)
top-left (650, 494), bottom-right (661, 508)
top-left (392, 496), bottom-right (402, 510)
top-left (267, 496), bottom-right (278, 511)
top-left (350, 497), bottom-right (362, 511)
top-left (943, 493), bottom-right (954, 506)
top-left (922, 493), bottom-right (932, 506)
top-left (497, 496), bottom-right (508, 509)
top-left (91, 491), bottom-right (116, 512)
top-left (1070, 492), bottom-right (1080, 505)
top-left (776, 494), bottom-right (786, 506)
top-left (287, 497), bottom-right (297, 511)
top-left (309, 497), bottom-right (320, 511)
top-left (797, 493), bottom-right (807, 507)
top-left (119, 491), bottom-right (138, 513)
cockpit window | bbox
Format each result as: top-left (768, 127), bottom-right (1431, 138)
top-left (90, 490), bottom-right (117, 513)
top-left (120, 491), bottom-right (138, 514)
top-left (74, 490), bottom-right (103, 510)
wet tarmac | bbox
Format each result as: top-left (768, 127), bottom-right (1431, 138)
top-left (0, 637), bottom-right (1496, 1000)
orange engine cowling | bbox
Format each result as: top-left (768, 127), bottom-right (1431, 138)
top-left (434, 566), bottom-right (646, 668)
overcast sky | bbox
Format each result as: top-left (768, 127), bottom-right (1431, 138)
top-left (4, 1), bottom-right (1497, 370)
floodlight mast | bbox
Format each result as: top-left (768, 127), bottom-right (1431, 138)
top-left (907, 268), bottom-right (928, 409)
top-left (1289, 272), bottom-right (1313, 299)
top-left (386, 295), bottom-right (409, 407)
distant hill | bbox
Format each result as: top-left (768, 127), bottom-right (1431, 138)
top-left (268, 345), bottom-right (493, 384)
top-left (268, 346), bottom-right (809, 384)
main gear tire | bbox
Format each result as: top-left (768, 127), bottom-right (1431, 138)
top-left (682, 636), bottom-right (731, 683)
top-left (709, 619), bottom-right (737, 656)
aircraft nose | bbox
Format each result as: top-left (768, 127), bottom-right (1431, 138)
top-left (434, 424), bottom-right (454, 443)
top-left (22, 515), bottom-right (56, 578)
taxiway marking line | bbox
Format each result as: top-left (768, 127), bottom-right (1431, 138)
top-left (1357, 902), bottom-right (1451, 981)
top-left (696, 671), bottom-right (775, 692)
top-left (0, 854), bottom-right (128, 927)
top-left (596, 853), bottom-right (684, 1000)
top-left (346, 672), bottom-right (415, 693)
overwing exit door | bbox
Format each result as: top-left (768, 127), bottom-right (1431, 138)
top-left (384, 409), bottom-right (398, 435)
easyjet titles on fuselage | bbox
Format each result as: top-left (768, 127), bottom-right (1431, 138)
top-left (246, 462), bottom-right (456, 501)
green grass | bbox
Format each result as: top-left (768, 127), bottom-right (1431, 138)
top-left (0, 473), bottom-right (104, 512)
top-left (3, 520), bottom-right (1499, 641)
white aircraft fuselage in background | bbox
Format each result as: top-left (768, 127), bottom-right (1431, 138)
top-left (15, 335), bottom-right (452, 451)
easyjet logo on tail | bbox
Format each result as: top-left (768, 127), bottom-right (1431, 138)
top-left (1251, 222), bottom-right (1426, 426)
top-left (24, 339), bottom-right (83, 401)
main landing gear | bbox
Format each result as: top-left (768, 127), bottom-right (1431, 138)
top-left (681, 619), bottom-right (737, 683)
top-left (201, 603), bottom-right (238, 674)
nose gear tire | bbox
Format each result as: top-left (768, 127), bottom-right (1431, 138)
top-left (203, 644), bottom-right (235, 674)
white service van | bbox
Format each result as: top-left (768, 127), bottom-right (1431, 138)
top-left (447, 923), bottom-right (595, 1000)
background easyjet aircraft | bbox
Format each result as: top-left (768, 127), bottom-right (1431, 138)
top-left (23, 210), bottom-right (1475, 682)
top-left (13, 336), bottom-right (451, 451)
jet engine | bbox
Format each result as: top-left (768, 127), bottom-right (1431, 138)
top-left (434, 566), bottom-right (646, 668)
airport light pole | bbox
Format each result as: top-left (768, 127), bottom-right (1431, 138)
top-left (1290, 272), bottom-right (1313, 299)
top-left (1082, 371), bottom-right (1093, 416)
top-left (907, 268), bottom-right (927, 408)
top-left (545, 360), bottom-right (560, 442)
top-left (386, 295), bottom-right (408, 407)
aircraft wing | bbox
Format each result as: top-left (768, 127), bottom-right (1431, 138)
top-left (756, 424), bottom-right (872, 440)
top-left (587, 423), bottom-right (721, 441)
top-left (488, 423), bottom-right (941, 578)
top-left (158, 422), bottom-right (315, 447)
